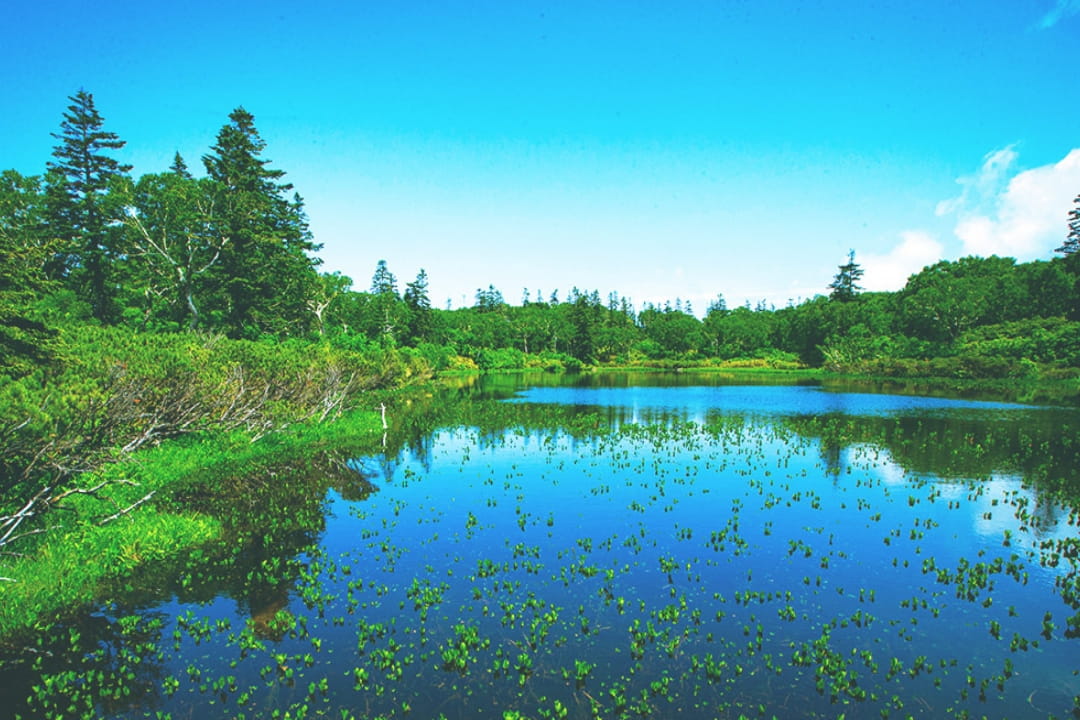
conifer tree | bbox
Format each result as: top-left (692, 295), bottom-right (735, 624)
top-left (370, 259), bottom-right (399, 297)
top-left (1059, 192), bottom-right (1079, 257)
top-left (169, 151), bottom-right (193, 179)
top-left (828, 250), bottom-right (865, 302)
top-left (404, 268), bottom-right (434, 342)
top-left (202, 107), bottom-right (320, 337)
top-left (45, 89), bottom-right (131, 323)
top-left (369, 259), bottom-right (401, 341)
top-left (403, 268), bottom-right (430, 310)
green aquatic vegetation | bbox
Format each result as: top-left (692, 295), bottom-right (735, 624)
top-left (8, 380), bottom-right (1080, 720)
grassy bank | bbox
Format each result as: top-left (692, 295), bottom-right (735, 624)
top-left (0, 408), bottom-right (386, 644)
top-left (451, 358), bottom-right (1079, 406)
top-left (0, 323), bottom-right (435, 644)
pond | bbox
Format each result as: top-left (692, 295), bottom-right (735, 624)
top-left (5, 372), bottom-right (1080, 719)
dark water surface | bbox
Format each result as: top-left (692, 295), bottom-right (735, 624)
top-left (6, 373), bottom-right (1080, 719)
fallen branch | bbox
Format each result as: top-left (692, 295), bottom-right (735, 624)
top-left (0, 487), bottom-right (51, 549)
top-left (97, 490), bottom-right (156, 526)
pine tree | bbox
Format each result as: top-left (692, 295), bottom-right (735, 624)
top-left (828, 250), bottom-right (865, 302)
top-left (202, 107), bottom-right (321, 337)
top-left (45, 89), bottom-right (132, 323)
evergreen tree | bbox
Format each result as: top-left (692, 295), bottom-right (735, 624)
top-left (474, 285), bottom-right (505, 312)
top-left (828, 250), bottom-right (864, 302)
top-left (202, 107), bottom-right (321, 337)
top-left (1056, 193), bottom-right (1080, 317)
top-left (45, 89), bottom-right (132, 323)
top-left (1059, 192), bottom-right (1079, 257)
top-left (702, 294), bottom-right (729, 356)
top-left (566, 288), bottom-right (602, 362)
top-left (370, 259), bottom-right (399, 297)
top-left (369, 259), bottom-right (402, 341)
top-left (403, 268), bottom-right (434, 342)
top-left (169, 151), bottom-right (193, 179)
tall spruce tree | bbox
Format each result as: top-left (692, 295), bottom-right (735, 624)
top-left (202, 107), bottom-right (320, 337)
top-left (1059, 192), bottom-right (1079, 257)
top-left (46, 89), bottom-right (132, 323)
top-left (828, 250), bottom-right (865, 302)
top-left (403, 268), bottom-right (434, 342)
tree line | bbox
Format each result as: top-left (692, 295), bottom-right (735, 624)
top-left (1, 90), bottom-right (1078, 567)
top-left (2, 90), bottom-right (1079, 380)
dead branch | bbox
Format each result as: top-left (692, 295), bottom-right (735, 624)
top-left (97, 490), bottom-right (156, 526)
top-left (0, 487), bottom-right (51, 548)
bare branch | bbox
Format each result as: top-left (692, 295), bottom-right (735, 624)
top-left (97, 490), bottom-right (156, 526)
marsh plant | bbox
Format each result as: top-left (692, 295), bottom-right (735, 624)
top-left (5, 377), bottom-right (1080, 719)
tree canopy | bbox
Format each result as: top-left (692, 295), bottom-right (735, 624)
top-left (2, 90), bottom-right (1079, 381)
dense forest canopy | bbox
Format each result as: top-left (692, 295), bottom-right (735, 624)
top-left (2, 90), bottom-right (1079, 378)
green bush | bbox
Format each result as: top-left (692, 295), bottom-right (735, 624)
top-left (1, 324), bottom-right (431, 535)
top-left (959, 318), bottom-right (1080, 365)
top-left (471, 347), bottom-right (526, 371)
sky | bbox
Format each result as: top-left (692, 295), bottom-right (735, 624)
top-left (3, 0), bottom-right (1079, 312)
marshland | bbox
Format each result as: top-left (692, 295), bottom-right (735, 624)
top-left (4, 371), bottom-right (1078, 719)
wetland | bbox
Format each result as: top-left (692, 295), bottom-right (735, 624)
top-left (5, 371), bottom-right (1080, 719)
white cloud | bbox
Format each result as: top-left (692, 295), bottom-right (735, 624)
top-left (939, 148), bottom-right (1080, 260)
top-left (1037, 0), bottom-right (1080, 28)
top-left (935, 145), bottom-right (1018, 217)
top-left (861, 230), bottom-right (944, 292)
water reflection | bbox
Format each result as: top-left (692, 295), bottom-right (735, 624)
top-left (6, 372), bottom-right (1080, 720)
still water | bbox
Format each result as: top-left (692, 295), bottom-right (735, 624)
top-left (8, 374), bottom-right (1080, 719)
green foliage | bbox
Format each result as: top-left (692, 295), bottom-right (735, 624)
top-left (958, 317), bottom-right (1080, 366)
top-left (0, 170), bottom-right (56, 375)
top-left (201, 107), bottom-right (322, 338)
top-left (0, 509), bottom-right (219, 639)
top-left (473, 347), bottom-right (527, 371)
top-left (896, 256), bottom-right (1027, 342)
top-left (4, 90), bottom-right (1079, 399)
top-left (118, 167), bottom-right (223, 330)
top-left (474, 284), bottom-right (506, 312)
top-left (1058, 191), bottom-right (1079, 257)
top-left (45, 89), bottom-right (132, 323)
top-left (0, 325), bottom-right (431, 536)
top-left (638, 304), bottom-right (704, 358)
top-left (0, 405), bottom-right (385, 640)
top-left (828, 250), bottom-right (864, 302)
top-left (707, 305), bottom-right (776, 359)
top-left (403, 268), bottom-right (435, 343)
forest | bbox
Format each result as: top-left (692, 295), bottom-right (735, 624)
top-left (2, 91), bottom-right (1079, 577)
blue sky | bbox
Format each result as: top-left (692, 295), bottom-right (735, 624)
top-left (4, 0), bottom-right (1079, 311)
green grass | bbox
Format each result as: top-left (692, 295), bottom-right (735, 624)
top-left (0, 408), bottom-right (385, 643)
